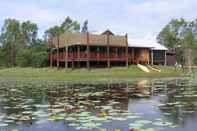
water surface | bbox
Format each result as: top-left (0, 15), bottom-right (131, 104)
top-left (0, 78), bottom-right (197, 131)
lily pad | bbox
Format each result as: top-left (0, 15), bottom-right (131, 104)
top-left (0, 123), bottom-right (8, 127)
top-left (152, 121), bottom-right (172, 126)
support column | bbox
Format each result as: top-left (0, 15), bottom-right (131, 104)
top-left (86, 32), bottom-right (90, 69)
top-left (151, 50), bottom-right (154, 65)
top-left (50, 49), bottom-right (53, 68)
top-left (72, 46), bottom-right (74, 69)
top-left (72, 61), bottom-right (74, 69)
top-left (77, 45), bottom-right (80, 68)
top-left (57, 36), bottom-right (60, 69)
top-left (132, 48), bottom-right (134, 64)
top-left (125, 34), bottom-right (129, 67)
top-left (107, 34), bottom-right (110, 68)
top-left (164, 51), bottom-right (167, 66)
top-left (65, 46), bottom-right (68, 68)
top-left (77, 45), bottom-right (80, 59)
top-left (116, 47), bottom-right (118, 58)
top-left (49, 38), bottom-right (53, 68)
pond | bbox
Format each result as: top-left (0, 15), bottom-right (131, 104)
top-left (0, 78), bottom-right (197, 131)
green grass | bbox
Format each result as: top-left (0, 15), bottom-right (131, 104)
top-left (0, 65), bottom-right (183, 82)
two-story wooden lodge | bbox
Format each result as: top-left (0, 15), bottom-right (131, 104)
top-left (48, 30), bottom-right (172, 68)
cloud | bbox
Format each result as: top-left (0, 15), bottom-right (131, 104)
top-left (125, 0), bottom-right (197, 38)
top-left (0, 0), bottom-right (197, 39)
top-left (0, 1), bottom-right (68, 30)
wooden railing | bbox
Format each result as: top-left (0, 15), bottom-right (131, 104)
top-left (90, 52), bottom-right (108, 60)
top-left (68, 52), bottom-right (87, 60)
top-left (110, 53), bottom-right (126, 61)
top-left (50, 51), bottom-right (127, 61)
top-left (52, 32), bottom-right (127, 48)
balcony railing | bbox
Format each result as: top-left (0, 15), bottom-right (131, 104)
top-left (50, 51), bottom-right (127, 61)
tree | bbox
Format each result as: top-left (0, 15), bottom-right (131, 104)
top-left (61, 16), bottom-right (80, 32)
top-left (31, 51), bottom-right (48, 67)
top-left (157, 19), bottom-right (187, 65)
top-left (0, 46), bottom-right (6, 66)
top-left (16, 39), bottom-right (48, 67)
top-left (81, 20), bottom-right (88, 32)
top-left (45, 16), bottom-right (81, 68)
top-left (21, 21), bottom-right (38, 47)
top-left (0, 18), bottom-right (46, 67)
top-left (157, 18), bottom-right (197, 70)
top-left (0, 17), bottom-right (81, 68)
top-left (45, 26), bottom-right (63, 38)
top-left (0, 19), bottom-right (21, 66)
top-left (45, 16), bottom-right (80, 39)
top-left (157, 18), bottom-right (186, 49)
top-left (16, 48), bottom-right (33, 67)
top-left (179, 28), bottom-right (197, 71)
top-left (45, 26), bottom-right (63, 68)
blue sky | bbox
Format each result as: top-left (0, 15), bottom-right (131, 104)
top-left (0, 0), bottom-right (197, 39)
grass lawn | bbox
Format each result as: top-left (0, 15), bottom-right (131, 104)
top-left (0, 65), bottom-right (183, 82)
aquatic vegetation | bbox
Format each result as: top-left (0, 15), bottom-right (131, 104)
top-left (0, 78), bottom-right (196, 130)
top-left (48, 113), bottom-right (66, 121)
top-left (0, 123), bottom-right (8, 127)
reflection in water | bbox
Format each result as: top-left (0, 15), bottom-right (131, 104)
top-left (0, 79), bottom-right (197, 131)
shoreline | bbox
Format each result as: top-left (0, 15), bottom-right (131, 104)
top-left (0, 66), bottom-right (183, 83)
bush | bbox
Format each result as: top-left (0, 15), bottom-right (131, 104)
top-left (0, 47), bottom-right (9, 67)
top-left (31, 51), bottom-right (48, 67)
top-left (16, 48), bottom-right (33, 67)
top-left (16, 45), bottom-right (48, 67)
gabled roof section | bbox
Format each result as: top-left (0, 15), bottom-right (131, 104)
top-left (101, 29), bottom-right (114, 36)
top-left (128, 38), bottom-right (168, 50)
top-left (151, 42), bottom-right (168, 50)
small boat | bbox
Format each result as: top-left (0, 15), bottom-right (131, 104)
top-left (147, 65), bottom-right (161, 72)
top-left (137, 64), bottom-right (150, 73)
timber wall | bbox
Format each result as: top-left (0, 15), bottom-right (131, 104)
top-left (52, 32), bottom-right (127, 48)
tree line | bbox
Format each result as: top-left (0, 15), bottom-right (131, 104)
top-left (0, 16), bottom-right (196, 68)
top-left (0, 17), bottom-right (84, 67)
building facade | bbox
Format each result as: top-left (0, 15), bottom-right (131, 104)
top-left (48, 30), bottom-right (174, 68)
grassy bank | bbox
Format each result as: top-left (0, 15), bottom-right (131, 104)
top-left (0, 66), bottom-right (183, 82)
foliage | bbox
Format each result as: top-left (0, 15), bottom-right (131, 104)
top-left (0, 46), bottom-right (6, 66)
top-left (16, 42), bottom-right (48, 67)
top-left (44, 16), bottom-right (81, 68)
top-left (21, 21), bottom-right (38, 47)
top-left (157, 18), bottom-right (197, 67)
top-left (45, 25), bottom-right (64, 39)
top-left (31, 50), bottom-right (48, 67)
top-left (157, 18), bottom-right (186, 48)
top-left (16, 48), bottom-right (33, 67)
top-left (180, 29), bottom-right (197, 71)
top-left (0, 17), bottom-right (81, 68)
top-left (0, 19), bottom-right (22, 66)
top-left (61, 16), bottom-right (80, 32)
top-left (45, 16), bottom-right (80, 39)
top-left (0, 18), bottom-right (48, 67)
top-left (81, 20), bottom-right (88, 32)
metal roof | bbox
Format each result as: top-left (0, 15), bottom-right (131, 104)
top-left (128, 38), bottom-right (168, 50)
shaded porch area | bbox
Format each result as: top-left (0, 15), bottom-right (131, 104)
top-left (49, 45), bottom-right (150, 68)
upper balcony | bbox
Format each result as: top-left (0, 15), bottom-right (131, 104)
top-left (51, 32), bottom-right (127, 48)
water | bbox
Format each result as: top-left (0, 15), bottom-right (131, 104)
top-left (0, 78), bottom-right (197, 131)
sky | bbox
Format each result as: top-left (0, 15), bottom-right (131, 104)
top-left (0, 0), bottom-right (197, 39)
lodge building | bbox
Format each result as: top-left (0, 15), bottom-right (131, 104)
top-left (48, 30), bottom-right (176, 68)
